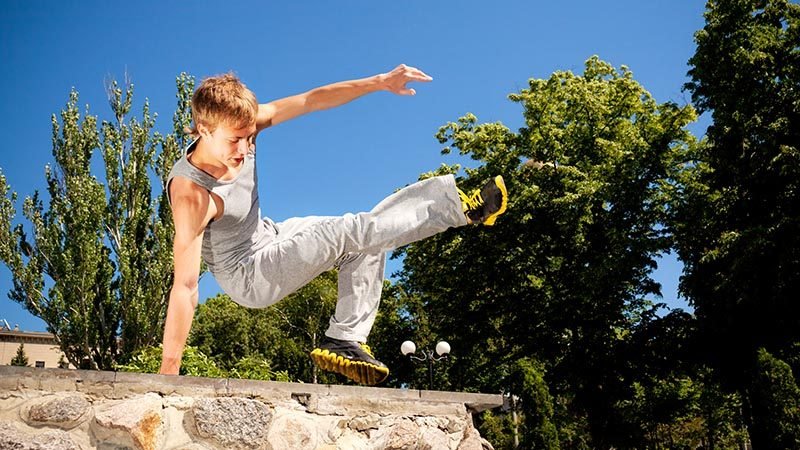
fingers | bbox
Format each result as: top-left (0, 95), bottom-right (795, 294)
top-left (410, 73), bottom-right (433, 82)
top-left (407, 67), bottom-right (433, 82)
top-left (392, 64), bottom-right (433, 82)
top-left (385, 64), bottom-right (431, 96)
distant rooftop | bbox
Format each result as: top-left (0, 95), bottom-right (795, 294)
top-left (1, 318), bottom-right (19, 331)
top-left (0, 319), bottom-right (53, 339)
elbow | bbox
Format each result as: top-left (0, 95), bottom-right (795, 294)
top-left (171, 281), bottom-right (200, 309)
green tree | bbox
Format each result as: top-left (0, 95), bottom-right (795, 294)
top-left (188, 273), bottom-right (341, 384)
top-left (749, 348), bottom-right (800, 448)
top-left (188, 292), bottom-right (301, 378)
top-left (0, 73), bottom-right (194, 369)
top-left (675, 0), bottom-right (800, 445)
top-left (368, 280), bottom-right (445, 390)
top-left (478, 409), bottom-right (516, 450)
top-left (394, 56), bottom-right (697, 447)
top-left (612, 309), bottom-right (699, 448)
top-left (509, 358), bottom-right (559, 450)
top-left (269, 270), bottom-right (339, 383)
top-left (188, 294), bottom-right (279, 370)
top-left (695, 367), bottom-right (748, 450)
top-left (615, 308), bottom-right (749, 448)
top-left (187, 273), bottom-right (428, 386)
top-left (10, 343), bottom-right (29, 366)
top-left (103, 76), bottom-right (193, 359)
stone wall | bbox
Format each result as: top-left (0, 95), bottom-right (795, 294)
top-left (0, 366), bottom-right (502, 450)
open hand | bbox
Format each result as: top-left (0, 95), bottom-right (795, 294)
top-left (381, 64), bottom-right (433, 96)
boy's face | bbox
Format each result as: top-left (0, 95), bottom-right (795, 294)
top-left (198, 121), bottom-right (257, 169)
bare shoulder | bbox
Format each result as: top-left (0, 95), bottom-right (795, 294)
top-left (169, 176), bottom-right (215, 231)
top-left (170, 176), bottom-right (208, 207)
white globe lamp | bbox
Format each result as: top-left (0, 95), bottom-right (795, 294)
top-left (400, 340), bottom-right (417, 356)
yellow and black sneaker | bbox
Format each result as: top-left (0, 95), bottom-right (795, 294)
top-left (458, 175), bottom-right (508, 226)
top-left (310, 337), bottom-right (390, 386)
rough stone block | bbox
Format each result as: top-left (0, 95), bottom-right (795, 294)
top-left (348, 414), bottom-right (382, 432)
top-left (457, 426), bottom-right (490, 450)
top-left (418, 426), bottom-right (451, 450)
top-left (93, 393), bottom-right (165, 450)
top-left (190, 397), bottom-right (272, 449)
top-left (332, 431), bottom-right (370, 450)
top-left (0, 366), bottom-right (501, 450)
top-left (20, 393), bottom-right (92, 429)
top-left (413, 415), bottom-right (466, 434)
top-left (325, 416), bottom-right (349, 442)
top-left (0, 420), bottom-right (80, 450)
top-left (374, 419), bottom-right (420, 450)
top-left (265, 412), bottom-right (318, 450)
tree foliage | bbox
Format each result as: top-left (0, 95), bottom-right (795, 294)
top-left (509, 358), bottom-right (559, 449)
top-left (186, 274), bottom-right (446, 387)
top-left (0, 74), bottom-right (195, 369)
top-left (116, 344), bottom-right (226, 378)
top-left (0, 5), bottom-right (796, 442)
top-left (10, 343), bottom-right (29, 366)
top-left (187, 273), bottom-right (341, 384)
top-left (749, 348), bottom-right (800, 448)
top-left (115, 343), bottom-right (290, 381)
top-left (675, 0), bottom-right (800, 445)
top-left (188, 294), bottom-right (281, 370)
top-left (394, 56), bottom-right (697, 447)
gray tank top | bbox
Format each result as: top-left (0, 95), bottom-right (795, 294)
top-left (166, 138), bottom-right (274, 274)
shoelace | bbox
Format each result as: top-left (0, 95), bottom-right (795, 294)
top-left (458, 188), bottom-right (483, 212)
top-left (360, 343), bottom-right (375, 358)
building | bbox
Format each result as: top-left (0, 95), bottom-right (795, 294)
top-left (0, 320), bottom-right (74, 369)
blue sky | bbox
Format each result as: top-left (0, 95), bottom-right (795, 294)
top-left (0, 1), bottom-right (707, 331)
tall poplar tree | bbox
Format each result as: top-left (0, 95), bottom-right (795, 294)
top-left (0, 74), bottom-right (194, 369)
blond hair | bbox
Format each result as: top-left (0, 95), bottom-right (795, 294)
top-left (189, 72), bottom-right (258, 136)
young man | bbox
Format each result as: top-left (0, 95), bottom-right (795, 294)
top-left (159, 64), bottom-right (507, 385)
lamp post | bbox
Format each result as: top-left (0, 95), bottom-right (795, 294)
top-left (400, 340), bottom-right (450, 390)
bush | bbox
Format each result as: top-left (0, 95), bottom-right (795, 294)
top-left (116, 345), bottom-right (292, 382)
top-left (229, 355), bottom-right (291, 382)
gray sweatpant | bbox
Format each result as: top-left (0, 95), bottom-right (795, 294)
top-left (214, 174), bottom-right (468, 342)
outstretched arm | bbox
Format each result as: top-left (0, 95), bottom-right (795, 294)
top-left (159, 178), bottom-right (216, 375)
top-left (256, 64), bottom-right (432, 131)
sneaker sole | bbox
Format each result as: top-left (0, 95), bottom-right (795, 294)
top-left (310, 348), bottom-right (390, 386)
top-left (482, 175), bottom-right (508, 226)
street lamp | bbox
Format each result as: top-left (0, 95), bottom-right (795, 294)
top-left (400, 340), bottom-right (451, 390)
